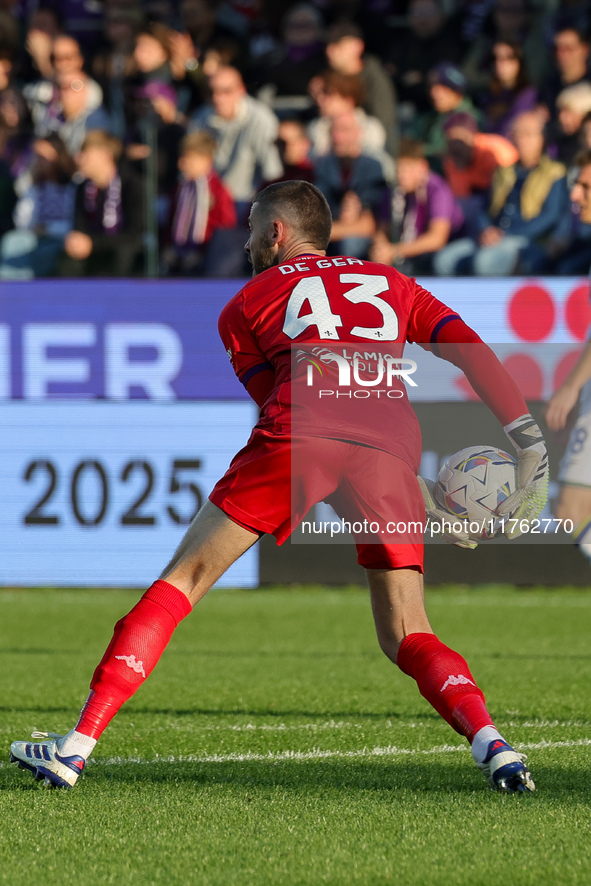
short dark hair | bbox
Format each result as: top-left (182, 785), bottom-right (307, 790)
top-left (326, 21), bottom-right (363, 45)
top-left (319, 69), bottom-right (365, 107)
top-left (574, 149), bottom-right (591, 168)
top-left (398, 137), bottom-right (426, 160)
top-left (180, 130), bottom-right (217, 156)
top-left (35, 133), bottom-right (75, 184)
top-left (555, 26), bottom-right (589, 45)
top-left (81, 129), bottom-right (123, 162)
top-left (443, 112), bottom-right (478, 133)
top-left (137, 23), bottom-right (173, 58)
top-left (253, 181), bottom-right (332, 250)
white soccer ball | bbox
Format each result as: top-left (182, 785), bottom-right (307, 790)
top-left (435, 446), bottom-right (517, 539)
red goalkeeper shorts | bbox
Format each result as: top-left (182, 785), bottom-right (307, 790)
top-left (209, 429), bottom-right (424, 571)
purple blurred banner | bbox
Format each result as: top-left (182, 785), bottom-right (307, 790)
top-left (0, 279), bottom-right (249, 400)
top-left (2, 276), bottom-right (588, 400)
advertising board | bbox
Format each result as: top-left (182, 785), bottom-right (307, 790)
top-left (0, 401), bottom-right (258, 587)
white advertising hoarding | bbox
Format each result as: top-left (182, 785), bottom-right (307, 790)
top-left (0, 401), bottom-right (258, 587)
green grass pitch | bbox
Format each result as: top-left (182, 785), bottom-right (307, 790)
top-left (1, 585), bottom-right (590, 886)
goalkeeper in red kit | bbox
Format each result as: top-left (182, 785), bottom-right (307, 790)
top-left (10, 181), bottom-right (548, 793)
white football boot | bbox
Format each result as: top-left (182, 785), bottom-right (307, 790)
top-left (476, 738), bottom-right (535, 793)
top-left (10, 732), bottom-right (85, 788)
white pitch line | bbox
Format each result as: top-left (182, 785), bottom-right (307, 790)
top-left (87, 737), bottom-right (591, 768)
top-left (91, 744), bottom-right (464, 767)
top-left (2, 738), bottom-right (589, 772)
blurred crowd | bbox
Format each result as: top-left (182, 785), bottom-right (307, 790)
top-left (1, 0), bottom-right (591, 278)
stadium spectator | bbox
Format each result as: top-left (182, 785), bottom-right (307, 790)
top-left (442, 112), bottom-right (518, 236)
top-left (443, 113), bottom-right (519, 197)
top-left (387, 0), bottom-right (464, 117)
top-left (60, 130), bottom-right (143, 276)
top-left (463, 0), bottom-right (549, 91)
top-left (23, 33), bottom-right (92, 136)
top-left (41, 72), bottom-right (112, 157)
top-left (91, 6), bottom-right (142, 137)
top-left (324, 20), bottom-right (397, 157)
top-left (413, 63), bottom-right (480, 169)
top-left (50, 33), bottom-right (86, 79)
top-left (0, 8), bottom-right (21, 58)
top-left (179, 0), bottom-right (238, 52)
top-left (540, 27), bottom-right (591, 122)
top-left (478, 41), bottom-right (538, 138)
top-left (163, 129), bottom-right (236, 276)
top-left (552, 82), bottom-right (591, 166)
top-left (534, 150), bottom-right (591, 275)
top-left (434, 111), bottom-right (568, 276)
top-left (126, 81), bottom-right (187, 221)
top-left (133, 24), bottom-right (174, 86)
top-left (307, 70), bottom-right (389, 168)
top-left (0, 122), bottom-right (16, 237)
top-left (314, 111), bottom-right (386, 258)
top-left (0, 86), bottom-right (33, 192)
top-left (190, 65), bottom-right (282, 215)
top-left (165, 26), bottom-right (217, 116)
top-left (546, 150), bottom-right (591, 565)
top-left (177, 0), bottom-right (245, 89)
top-left (0, 134), bottom-right (75, 278)
top-left (371, 137), bottom-right (463, 275)
top-left (263, 118), bottom-right (314, 185)
top-left (165, 13), bottom-right (229, 118)
top-left (22, 6), bottom-right (62, 82)
top-left (0, 0), bottom-right (586, 280)
top-left (255, 4), bottom-right (326, 100)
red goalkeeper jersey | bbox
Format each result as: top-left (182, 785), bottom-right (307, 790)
top-left (218, 254), bottom-right (460, 470)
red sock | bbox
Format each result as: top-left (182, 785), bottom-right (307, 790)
top-left (76, 580), bottom-right (192, 740)
top-left (397, 632), bottom-right (495, 742)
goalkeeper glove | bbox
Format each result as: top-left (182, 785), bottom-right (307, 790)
top-left (418, 476), bottom-right (478, 549)
top-left (496, 413), bottom-right (549, 539)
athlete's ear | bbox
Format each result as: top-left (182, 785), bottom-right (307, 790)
top-left (270, 219), bottom-right (287, 246)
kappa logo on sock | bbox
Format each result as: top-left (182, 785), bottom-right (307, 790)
top-left (440, 674), bottom-right (476, 692)
top-left (115, 654), bottom-right (146, 679)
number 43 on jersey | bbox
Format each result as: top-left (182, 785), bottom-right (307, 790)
top-left (282, 274), bottom-right (400, 342)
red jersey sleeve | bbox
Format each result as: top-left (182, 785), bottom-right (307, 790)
top-left (218, 290), bottom-right (274, 391)
top-left (406, 279), bottom-right (461, 344)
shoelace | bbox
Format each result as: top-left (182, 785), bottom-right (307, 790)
top-left (30, 731), bottom-right (63, 741)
